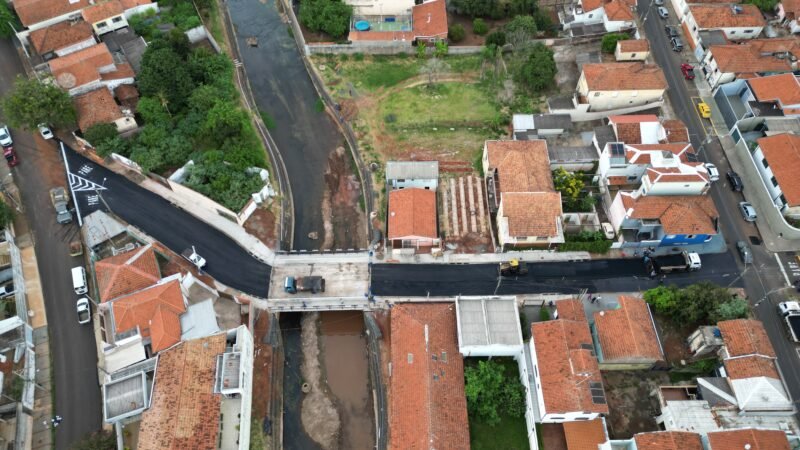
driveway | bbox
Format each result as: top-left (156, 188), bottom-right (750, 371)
top-left (62, 148), bottom-right (271, 297)
top-left (226, 0), bottom-right (344, 250)
top-left (371, 253), bottom-right (743, 296)
top-left (639, 0), bottom-right (800, 403)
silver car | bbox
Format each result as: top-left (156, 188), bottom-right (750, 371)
top-left (739, 202), bottom-right (757, 222)
top-left (658, 6), bottom-right (669, 18)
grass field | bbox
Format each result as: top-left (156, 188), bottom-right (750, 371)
top-left (380, 83), bottom-right (499, 127)
top-left (470, 413), bottom-right (530, 450)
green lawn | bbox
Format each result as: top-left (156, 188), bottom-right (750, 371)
top-left (380, 83), bottom-right (499, 128)
top-left (470, 414), bottom-right (529, 450)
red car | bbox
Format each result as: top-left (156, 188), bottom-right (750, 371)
top-left (4, 146), bottom-right (18, 167)
top-left (681, 63), bottom-right (695, 80)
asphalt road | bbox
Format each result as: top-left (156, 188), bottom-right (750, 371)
top-left (640, 0), bottom-right (800, 402)
top-left (226, 0), bottom-right (344, 251)
top-left (372, 252), bottom-right (743, 296)
top-left (62, 149), bottom-right (272, 297)
top-left (0, 40), bottom-right (101, 447)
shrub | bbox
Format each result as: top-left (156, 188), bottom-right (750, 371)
top-left (601, 32), bottom-right (629, 53)
top-left (539, 307), bottom-right (550, 321)
top-left (485, 30), bottom-right (507, 47)
top-left (513, 42), bottom-right (555, 93)
top-left (464, 360), bottom-right (525, 426)
top-left (449, 23), bottom-right (466, 42)
top-left (299, 0), bottom-right (353, 38)
top-left (473, 18), bottom-right (488, 35)
top-left (84, 123), bottom-right (119, 146)
top-left (0, 201), bottom-right (13, 228)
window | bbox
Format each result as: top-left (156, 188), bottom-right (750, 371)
top-left (112, 16), bottom-right (123, 23)
top-left (594, 92), bottom-right (601, 97)
top-left (693, 26), bottom-right (697, 31)
top-left (744, 29), bottom-right (753, 33)
top-left (687, 235), bottom-right (695, 239)
top-left (589, 13), bottom-right (593, 17)
top-left (666, 235), bottom-right (676, 239)
top-left (97, 21), bottom-right (108, 28)
top-left (772, 176), bottom-right (779, 187)
top-left (627, 175), bottom-right (638, 181)
top-left (631, 53), bottom-right (637, 57)
top-left (762, 158), bottom-right (770, 169)
top-left (730, 31), bottom-right (736, 34)
top-left (780, 194), bottom-right (787, 205)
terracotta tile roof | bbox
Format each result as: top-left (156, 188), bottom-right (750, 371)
top-left (110, 279), bottom-right (186, 352)
top-left (485, 140), bottom-right (554, 193)
top-left (49, 43), bottom-right (114, 90)
top-left (725, 354), bottom-right (781, 379)
top-left (615, 123), bottom-right (642, 144)
top-left (13, 0), bottom-right (90, 27)
top-left (563, 419), bottom-right (607, 450)
top-left (500, 192), bottom-right (563, 238)
top-left (634, 431), bottom-right (704, 450)
top-left (119, 0), bottom-right (151, 8)
top-left (531, 303), bottom-right (608, 416)
top-left (81, 0), bottom-right (123, 23)
top-left (756, 133), bottom-right (800, 206)
top-left (709, 38), bottom-right (800, 74)
top-left (593, 296), bottom-right (664, 363)
top-left (689, 4), bottom-right (765, 29)
top-left (29, 20), bottom-right (94, 55)
top-left (387, 188), bottom-right (437, 240)
top-left (748, 73), bottom-right (800, 106)
top-left (95, 245), bottom-right (160, 302)
top-left (581, 0), bottom-right (603, 11)
top-left (389, 303), bottom-right (469, 450)
top-left (74, 88), bottom-right (123, 132)
top-left (618, 39), bottom-right (649, 53)
top-left (138, 333), bottom-right (226, 450)
top-left (784, 0), bottom-right (800, 19)
top-left (621, 193), bottom-right (718, 235)
top-left (349, 0), bottom-right (447, 41)
top-left (661, 120), bottom-right (690, 143)
top-left (556, 298), bottom-right (586, 322)
top-left (718, 319), bottom-right (776, 357)
top-left (582, 63), bottom-right (667, 91)
top-left (707, 429), bottom-right (790, 450)
top-left (100, 63), bottom-right (135, 81)
top-left (605, 0), bottom-right (635, 21)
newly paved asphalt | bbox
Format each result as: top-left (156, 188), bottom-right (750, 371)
top-left (640, 0), bottom-right (800, 402)
top-left (62, 149), bottom-right (271, 297)
top-left (0, 40), bottom-right (101, 447)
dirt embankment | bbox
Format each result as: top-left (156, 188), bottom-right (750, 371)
top-left (320, 147), bottom-right (366, 250)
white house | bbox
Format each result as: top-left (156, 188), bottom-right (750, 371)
top-left (385, 160), bottom-right (438, 190)
top-left (577, 63), bottom-right (667, 111)
top-left (682, 4), bottom-right (765, 52)
top-left (562, 0), bottom-right (635, 33)
top-left (702, 38), bottom-right (799, 89)
top-left (615, 39), bottom-right (650, 61)
top-left (529, 299), bottom-right (609, 422)
top-left (597, 141), bottom-right (706, 194)
top-left (752, 133), bottom-right (800, 217)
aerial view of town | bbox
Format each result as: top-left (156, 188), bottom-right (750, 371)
top-left (0, 0), bottom-right (798, 448)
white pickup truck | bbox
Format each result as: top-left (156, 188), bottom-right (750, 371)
top-left (778, 301), bottom-right (800, 343)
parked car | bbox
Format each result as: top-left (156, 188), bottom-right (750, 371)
top-left (38, 124), bottom-right (53, 140)
top-left (601, 222), bottom-right (615, 240)
top-left (670, 37), bottom-right (683, 51)
top-left (0, 126), bottom-right (11, 147)
top-left (739, 201), bottom-right (757, 222)
top-left (3, 147), bottom-right (17, 167)
top-left (727, 171), bottom-right (743, 191)
top-left (0, 282), bottom-right (14, 298)
top-left (50, 187), bottom-right (72, 224)
top-left (658, 6), bottom-right (669, 18)
top-left (654, 0), bottom-right (664, 4)
top-left (665, 25), bottom-right (679, 38)
top-left (698, 102), bottom-right (712, 118)
top-left (704, 163), bottom-right (720, 181)
top-left (736, 241), bottom-right (753, 264)
top-left (76, 298), bottom-right (91, 325)
top-left (680, 63), bottom-right (695, 80)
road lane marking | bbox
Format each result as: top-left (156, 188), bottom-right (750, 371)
top-left (775, 253), bottom-right (792, 287)
top-left (68, 172), bottom-right (107, 192)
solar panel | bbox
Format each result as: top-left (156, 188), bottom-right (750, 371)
top-left (610, 142), bottom-right (625, 156)
top-left (686, 152), bottom-right (699, 162)
top-left (589, 382), bottom-right (607, 404)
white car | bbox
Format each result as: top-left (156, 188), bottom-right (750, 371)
top-left (76, 298), bottom-right (91, 325)
top-left (0, 126), bottom-right (12, 147)
top-left (601, 222), bottom-right (615, 240)
top-left (38, 124), bottom-right (53, 140)
top-left (657, 6), bottom-right (669, 18)
top-left (0, 282), bottom-right (14, 298)
top-left (704, 163), bottom-right (720, 181)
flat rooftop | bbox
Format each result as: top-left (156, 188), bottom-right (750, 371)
top-left (103, 371), bottom-right (148, 422)
top-left (456, 296), bottom-right (523, 349)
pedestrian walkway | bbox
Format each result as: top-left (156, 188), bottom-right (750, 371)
top-left (379, 249), bottom-right (591, 264)
top-left (719, 135), bottom-right (800, 252)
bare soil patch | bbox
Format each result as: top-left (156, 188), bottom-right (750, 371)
top-left (602, 371), bottom-right (669, 439)
top-left (322, 147), bottom-right (366, 250)
top-left (300, 312), bottom-right (341, 449)
top-left (244, 206), bottom-right (278, 249)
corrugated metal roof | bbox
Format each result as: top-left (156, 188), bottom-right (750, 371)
top-left (385, 161), bottom-right (438, 181)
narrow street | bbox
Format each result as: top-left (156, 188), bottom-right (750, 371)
top-left (639, 0), bottom-right (800, 402)
top-left (0, 39), bottom-right (101, 447)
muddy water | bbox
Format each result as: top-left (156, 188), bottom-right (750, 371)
top-left (280, 313), bottom-right (322, 450)
top-left (319, 311), bottom-right (375, 449)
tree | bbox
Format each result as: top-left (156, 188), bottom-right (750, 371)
top-left (84, 123), bottom-right (119, 146)
top-left (0, 201), bottom-right (13, 228)
top-left (473, 18), bottom-right (488, 35)
top-left (513, 43), bottom-right (555, 92)
top-left (70, 430), bottom-right (116, 450)
top-left (451, 0), bottom-right (501, 18)
top-left (644, 282), bottom-right (737, 325)
top-left (434, 40), bottom-right (449, 58)
top-left (601, 32), bottom-right (629, 53)
top-left (505, 14), bottom-right (537, 49)
top-left (95, 135), bottom-right (130, 158)
top-left (552, 167), bottom-right (582, 201)
top-left (138, 47), bottom-right (195, 114)
top-left (0, 2), bottom-right (20, 38)
top-left (419, 57), bottom-right (450, 86)
top-left (711, 297), bottom-right (750, 322)
top-left (485, 30), bottom-right (507, 47)
top-left (744, 0), bottom-right (779, 12)
top-left (202, 100), bottom-right (248, 147)
top-left (464, 360), bottom-right (526, 426)
top-left (1, 76), bottom-right (76, 130)
top-left (508, 0), bottom-right (535, 15)
top-left (416, 43), bottom-right (427, 59)
top-left (643, 285), bottom-right (680, 317)
top-left (299, 0), bottom-right (353, 39)
top-left (533, 8), bottom-right (555, 34)
top-left (449, 23), bottom-right (466, 42)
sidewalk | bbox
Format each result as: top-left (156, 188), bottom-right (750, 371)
top-left (719, 135), bottom-right (800, 252)
top-left (378, 249), bottom-right (592, 264)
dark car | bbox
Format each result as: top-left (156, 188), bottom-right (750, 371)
top-left (665, 25), bottom-right (679, 38)
top-left (727, 170), bottom-right (743, 192)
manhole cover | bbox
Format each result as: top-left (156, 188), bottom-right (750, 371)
top-left (749, 236), bottom-right (762, 245)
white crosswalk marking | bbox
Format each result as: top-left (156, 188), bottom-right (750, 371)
top-left (68, 172), bottom-right (107, 192)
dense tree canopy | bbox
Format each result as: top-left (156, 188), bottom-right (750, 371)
top-left (299, 0), bottom-right (353, 39)
top-left (1, 76), bottom-right (76, 130)
top-left (513, 43), bottom-right (556, 92)
top-left (464, 360), bottom-right (526, 426)
top-left (644, 282), bottom-right (748, 325)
